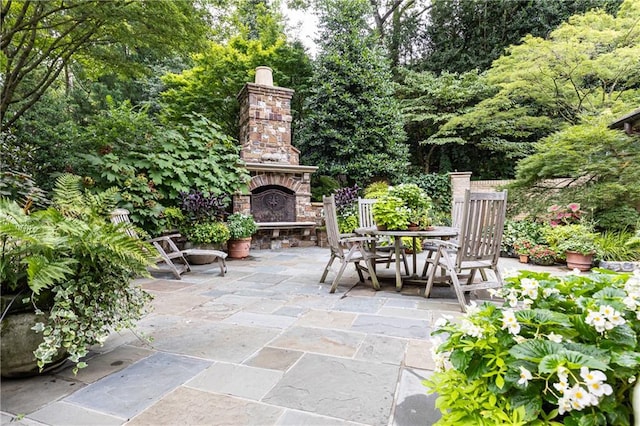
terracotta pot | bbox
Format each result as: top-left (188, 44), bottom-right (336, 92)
top-left (519, 254), bottom-right (529, 263)
top-left (565, 251), bottom-right (594, 271)
top-left (228, 237), bottom-right (252, 259)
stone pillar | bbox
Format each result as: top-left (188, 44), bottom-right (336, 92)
top-left (449, 172), bottom-right (472, 200)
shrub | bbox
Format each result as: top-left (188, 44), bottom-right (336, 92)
top-left (502, 220), bottom-right (547, 255)
top-left (595, 231), bottom-right (640, 261)
top-left (311, 175), bottom-right (341, 202)
top-left (426, 270), bottom-right (640, 425)
top-left (182, 221), bottom-right (230, 245)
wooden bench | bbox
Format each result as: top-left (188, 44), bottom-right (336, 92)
top-left (256, 222), bottom-right (316, 238)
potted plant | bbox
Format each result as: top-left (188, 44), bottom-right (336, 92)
top-left (529, 244), bottom-right (557, 266)
top-left (0, 174), bottom-right (154, 377)
top-left (371, 195), bottom-right (410, 231)
top-left (427, 270), bottom-right (640, 425)
top-left (558, 233), bottom-right (600, 271)
top-left (389, 184), bottom-right (433, 229)
top-left (513, 238), bottom-right (534, 263)
top-left (226, 213), bottom-right (258, 259)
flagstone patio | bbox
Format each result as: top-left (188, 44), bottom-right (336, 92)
top-left (1, 246), bottom-right (566, 426)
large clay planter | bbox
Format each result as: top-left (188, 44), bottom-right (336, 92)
top-left (519, 255), bottom-right (529, 264)
top-left (1, 311), bottom-right (67, 378)
top-left (227, 238), bottom-right (251, 259)
top-left (184, 242), bottom-right (222, 265)
top-left (565, 251), bottom-right (594, 272)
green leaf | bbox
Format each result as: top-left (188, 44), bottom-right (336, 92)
top-left (509, 339), bottom-right (564, 362)
top-left (538, 350), bottom-right (609, 374)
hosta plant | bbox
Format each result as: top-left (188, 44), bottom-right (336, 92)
top-left (426, 269), bottom-right (640, 425)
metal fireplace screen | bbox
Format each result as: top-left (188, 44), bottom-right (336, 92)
top-left (251, 186), bottom-right (296, 222)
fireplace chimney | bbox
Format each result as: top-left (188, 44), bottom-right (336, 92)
top-left (254, 66), bottom-right (273, 86)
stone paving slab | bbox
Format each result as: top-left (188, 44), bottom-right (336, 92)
top-left (269, 326), bottom-right (365, 357)
top-left (222, 311), bottom-right (297, 329)
top-left (28, 401), bottom-right (124, 426)
top-left (64, 352), bottom-right (210, 419)
top-left (332, 296), bottom-right (387, 313)
top-left (392, 368), bottom-right (441, 426)
top-left (187, 362), bottom-right (283, 400)
top-left (57, 345), bottom-right (153, 384)
top-left (354, 334), bottom-right (407, 365)
top-left (244, 347), bottom-right (304, 371)
top-left (263, 353), bottom-right (399, 426)
top-left (134, 315), bottom-right (280, 362)
top-left (1, 374), bottom-right (82, 415)
top-left (350, 314), bottom-right (431, 339)
top-left (127, 386), bottom-right (283, 426)
top-left (295, 309), bottom-right (357, 329)
top-left (276, 410), bottom-right (368, 425)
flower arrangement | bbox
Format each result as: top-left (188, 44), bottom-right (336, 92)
top-left (425, 269), bottom-right (640, 425)
top-left (226, 213), bottom-right (258, 240)
top-left (512, 239), bottom-right (534, 256)
top-left (529, 244), bottom-right (556, 265)
top-left (547, 202), bottom-right (584, 227)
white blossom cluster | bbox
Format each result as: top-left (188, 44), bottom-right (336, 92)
top-left (622, 270), bottom-right (640, 319)
top-left (585, 305), bottom-right (626, 333)
top-left (429, 335), bottom-right (452, 372)
top-left (501, 309), bottom-right (521, 335)
top-left (555, 367), bottom-right (613, 414)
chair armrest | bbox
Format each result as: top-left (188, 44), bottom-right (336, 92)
top-left (339, 236), bottom-right (377, 244)
top-left (422, 239), bottom-right (459, 250)
top-left (148, 233), bottom-right (182, 243)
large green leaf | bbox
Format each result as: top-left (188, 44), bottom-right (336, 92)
top-left (538, 350), bottom-right (609, 374)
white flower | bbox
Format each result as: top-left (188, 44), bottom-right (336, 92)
top-left (585, 310), bottom-right (607, 333)
top-left (502, 310), bottom-right (521, 335)
top-left (487, 288), bottom-right (501, 298)
top-left (586, 305), bottom-right (626, 333)
top-left (547, 332), bottom-right (563, 343)
top-left (567, 384), bottom-right (596, 410)
top-left (513, 335), bottom-right (527, 344)
top-left (543, 287), bottom-right (560, 297)
top-left (623, 295), bottom-right (638, 310)
top-left (580, 367), bottom-right (613, 397)
top-left (506, 290), bottom-right (519, 308)
top-left (522, 298), bottom-right (534, 309)
top-left (557, 395), bottom-right (572, 415)
top-left (434, 317), bottom-right (448, 328)
top-left (465, 301), bottom-right (481, 317)
top-left (517, 366), bottom-right (533, 386)
top-left (567, 268), bottom-right (582, 276)
top-left (521, 278), bottom-right (539, 299)
top-left (460, 319), bottom-right (484, 338)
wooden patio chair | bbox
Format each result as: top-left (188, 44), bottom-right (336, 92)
top-left (320, 195), bottom-right (384, 293)
top-left (110, 209), bottom-right (227, 279)
top-left (358, 198), bottom-right (409, 274)
top-left (423, 190), bottom-right (508, 312)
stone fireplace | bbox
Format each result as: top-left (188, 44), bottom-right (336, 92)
top-left (234, 67), bottom-right (318, 249)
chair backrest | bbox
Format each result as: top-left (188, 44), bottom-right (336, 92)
top-left (323, 195), bottom-right (345, 257)
top-left (358, 198), bottom-right (377, 228)
top-left (456, 190), bottom-right (508, 268)
top-left (451, 197), bottom-right (465, 229)
top-left (110, 208), bottom-right (138, 238)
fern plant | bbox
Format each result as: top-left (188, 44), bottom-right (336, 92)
top-left (1, 174), bottom-right (155, 374)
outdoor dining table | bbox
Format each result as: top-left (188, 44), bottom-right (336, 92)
top-left (355, 226), bottom-right (459, 291)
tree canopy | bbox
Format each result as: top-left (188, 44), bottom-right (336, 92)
top-left (296, 0), bottom-right (410, 186)
top-left (0, 0), bottom-right (210, 131)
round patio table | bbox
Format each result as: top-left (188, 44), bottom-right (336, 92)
top-left (355, 226), bottom-right (458, 291)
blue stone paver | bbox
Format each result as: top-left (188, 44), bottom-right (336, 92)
top-left (65, 352), bottom-right (211, 419)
